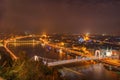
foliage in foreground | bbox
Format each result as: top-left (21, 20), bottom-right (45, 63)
top-left (0, 53), bottom-right (63, 80)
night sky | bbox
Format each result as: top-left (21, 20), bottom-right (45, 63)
top-left (0, 0), bottom-right (120, 34)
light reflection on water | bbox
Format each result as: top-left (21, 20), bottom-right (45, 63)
top-left (61, 63), bottom-right (120, 80)
top-left (8, 43), bottom-right (120, 80)
top-left (7, 43), bottom-right (74, 60)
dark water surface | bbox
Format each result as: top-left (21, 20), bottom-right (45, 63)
top-left (8, 43), bottom-right (120, 80)
top-left (8, 43), bottom-right (74, 60)
top-left (61, 63), bottom-right (120, 80)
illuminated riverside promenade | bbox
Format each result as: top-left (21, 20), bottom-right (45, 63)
top-left (3, 35), bottom-right (120, 67)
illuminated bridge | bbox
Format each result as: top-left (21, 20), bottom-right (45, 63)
top-left (3, 35), bottom-right (41, 60)
top-left (47, 56), bottom-right (119, 67)
top-left (8, 40), bottom-right (41, 43)
top-left (3, 35), bottom-right (120, 67)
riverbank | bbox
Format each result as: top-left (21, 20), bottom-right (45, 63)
top-left (101, 59), bottom-right (120, 67)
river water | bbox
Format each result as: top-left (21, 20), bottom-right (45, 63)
top-left (8, 43), bottom-right (120, 80)
top-left (61, 63), bottom-right (120, 80)
top-left (8, 43), bottom-right (75, 60)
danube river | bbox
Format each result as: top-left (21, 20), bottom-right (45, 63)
top-left (8, 43), bottom-right (120, 80)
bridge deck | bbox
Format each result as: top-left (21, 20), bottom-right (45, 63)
top-left (8, 40), bottom-right (41, 43)
top-left (48, 56), bottom-right (119, 67)
top-left (48, 57), bottom-right (99, 67)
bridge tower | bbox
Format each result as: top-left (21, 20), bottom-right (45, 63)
top-left (95, 50), bottom-right (101, 57)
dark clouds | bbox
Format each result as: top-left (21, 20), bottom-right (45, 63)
top-left (0, 0), bottom-right (120, 34)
